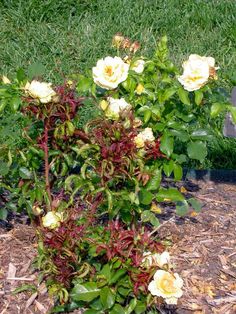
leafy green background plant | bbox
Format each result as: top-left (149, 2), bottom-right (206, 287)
top-left (0, 0), bottom-right (236, 169)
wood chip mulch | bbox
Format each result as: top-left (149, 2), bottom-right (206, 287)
top-left (0, 179), bottom-right (236, 314)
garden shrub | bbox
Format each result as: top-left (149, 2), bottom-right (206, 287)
top-left (0, 35), bottom-right (235, 313)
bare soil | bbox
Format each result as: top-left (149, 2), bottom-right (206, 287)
top-left (0, 179), bottom-right (236, 314)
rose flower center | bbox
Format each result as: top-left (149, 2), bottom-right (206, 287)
top-left (158, 275), bottom-right (177, 294)
top-left (105, 66), bottom-right (113, 77)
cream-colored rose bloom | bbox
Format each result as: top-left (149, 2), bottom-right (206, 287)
top-left (25, 80), bottom-right (56, 103)
top-left (134, 127), bottom-right (155, 148)
top-left (92, 56), bottom-right (129, 90)
top-left (42, 211), bottom-right (63, 229)
top-left (148, 270), bottom-right (183, 303)
top-left (105, 97), bottom-right (131, 120)
top-left (142, 251), bottom-right (170, 268)
top-left (131, 59), bottom-right (145, 74)
top-left (178, 54), bottom-right (218, 92)
top-left (134, 136), bottom-right (145, 148)
top-left (2, 75), bottom-right (11, 84)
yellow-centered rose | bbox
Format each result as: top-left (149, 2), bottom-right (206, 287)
top-left (42, 211), bottom-right (63, 229)
top-left (134, 128), bottom-right (155, 148)
top-left (178, 54), bottom-right (218, 92)
top-left (92, 56), bottom-right (129, 90)
top-left (142, 251), bottom-right (170, 268)
top-left (25, 80), bottom-right (56, 103)
top-left (148, 270), bottom-right (183, 304)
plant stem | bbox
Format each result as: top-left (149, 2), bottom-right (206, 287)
top-left (44, 119), bottom-right (52, 210)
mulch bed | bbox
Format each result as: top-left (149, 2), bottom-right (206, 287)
top-left (0, 179), bottom-right (236, 314)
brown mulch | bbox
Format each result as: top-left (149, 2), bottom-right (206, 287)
top-left (0, 180), bottom-right (236, 314)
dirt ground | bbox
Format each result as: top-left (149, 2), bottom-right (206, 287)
top-left (0, 179), bottom-right (236, 314)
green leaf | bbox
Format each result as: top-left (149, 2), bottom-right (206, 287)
top-left (11, 96), bottom-right (22, 112)
top-left (194, 90), bottom-right (203, 105)
top-left (229, 106), bottom-right (236, 124)
top-left (143, 109), bottom-right (152, 123)
top-left (187, 141), bottom-right (207, 162)
top-left (178, 87), bottom-right (190, 105)
top-left (0, 208), bottom-right (8, 220)
top-left (122, 76), bottom-right (136, 92)
top-left (162, 87), bottom-right (177, 102)
top-left (0, 161), bottom-right (9, 176)
top-left (157, 188), bottom-right (184, 202)
top-left (19, 167), bottom-right (32, 179)
top-left (71, 282), bottom-right (100, 302)
top-left (110, 304), bottom-right (125, 314)
top-left (188, 198), bottom-right (202, 212)
top-left (135, 300), bottom-right (147, 314)
top-left (155, 35), bottom-right (168, 62)
top-left (176, 200), bottom-right (189, 216)
top-left (100, 264), bottom-right (111, 282)
top-left (28, 62), bottom-right (45, 80)
top-left (173, 164), bottom-right (183, 181)
top-left (173, 154), bottom-right (187, 164)
top-left (146, 167), bottom-right (162, 191)
top-left (211, 103), bottom-right (224, 117)
top-left (84, 310), bottom-right (103, 314)
top-left (191, 129), bottom-right (212, 140)
top-left (139, 189), bottom-right (153, 205)
top-left (125, 298), bottom-right (137, 314)
top-left (141, 210), bottom-right (160, 227)
top-left (117, 286), bottom-right (130, 297)
top-left (160, 134), bottom-right (174, 157)
top-left (0, 101), bottom-right (7, 112)
top-left (109, 269), bottom-right (126, 285)
top-left (90, 298), bottom-right (103, 311)
top-left (13, 284), bottom-right (37, 294)
top-left (16, 68), bottom-right (26, 82)
top-left (77, 76), bottom-right (93, 93)
top-left (163, 160), bottom-right (174, 177)
top-left (100, 287), bottom-right (115, 310)
top-left (169, 129), bottom-right (189, 142)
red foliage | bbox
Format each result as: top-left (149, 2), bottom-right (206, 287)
top-left (43, 218), bottom-right (85, 287)
top-left (89, 116), bottom-right (138, 181)
top-left (96, 221), bottom-right (164, 267)
top-left (132, 271), bottom-right (152, 295)
top-left (145, 139), bottom-right (167, 160)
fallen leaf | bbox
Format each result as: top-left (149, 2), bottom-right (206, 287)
top-left (25, 291), bottom-right (38, 309)
top-left (180, 186), bottom-right (187, 193)
top-left (7, 263), bottom-right (16, 280)
top-left (35, 300), bottom-right (47, 313)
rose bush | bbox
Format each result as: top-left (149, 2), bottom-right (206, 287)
top-left (0, 34), bottom-right (235, 313)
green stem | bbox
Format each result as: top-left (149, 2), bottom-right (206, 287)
top-left (44, 119), bottom-right (52, 211)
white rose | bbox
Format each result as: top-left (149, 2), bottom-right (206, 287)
top-left (134, 127), bottom-right (155, 148)
top-left (92, 56), bottom-right (129, 90)
top-left (25, 80), bottom-right (56, 103)
top-left (178, 54), bottom-right (218, 92)
top-left (131, 59), bottom-right (145, 74)
top-left (148, 270), bottom-right (183, 304)
top-left (42, 211), bottom-right (63, 229)
top-left (142, 251), bottom-right (170, 268)
top-left (105, 97), bottom-right (131, 120)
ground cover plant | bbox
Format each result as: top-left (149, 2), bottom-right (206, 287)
top-left (0, 33), bottom-right (236, 313)
top-left (0, 0), bottom-right (236, 169)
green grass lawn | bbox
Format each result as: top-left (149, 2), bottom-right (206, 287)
top-left (0, 0), bottom-right (236, 168)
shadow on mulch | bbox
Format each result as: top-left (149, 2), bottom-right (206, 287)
top-left (1, 179), bottom-right (236, 314)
